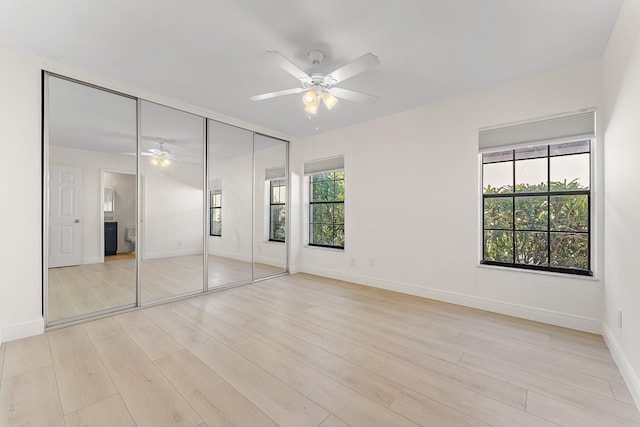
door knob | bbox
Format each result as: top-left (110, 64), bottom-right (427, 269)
top-left (74, 219), bottom-right (80, 223)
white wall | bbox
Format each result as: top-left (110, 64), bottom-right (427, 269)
top-left (292, 58), bottom-right (605, 333)
top-left (0, 45), bottom-right (43, 342)
top-left (602, 0), bottom-right (640, 408)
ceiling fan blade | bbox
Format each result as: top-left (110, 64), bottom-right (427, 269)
top-left (265, 51), bottom-right (312, 84)
top-left (249, 87), bottom-right (305, 101)
top-left (325, 53), bottom-right (380, 85)
top-left (330, 87), bottom-right (378, 104)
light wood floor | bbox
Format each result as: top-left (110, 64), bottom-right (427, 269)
top-left (2, 273), bottom-right (639, 426)
top-left (48, 255), bottom-right (284, 322)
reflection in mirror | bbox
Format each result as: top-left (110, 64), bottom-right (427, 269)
top-left (47, 76), bottom-right (137, 323)
top-left (254, 134), bottom-right (287, 279)
top-left (207, 120), bottom-right (253, 287)
top-left (140, 101), bottom-right (205, 302)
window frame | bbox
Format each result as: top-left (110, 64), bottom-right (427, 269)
top-left (268, 178), bottom-right (286, 243)
top-left (481, 140), bottom-right (592, 276)
top-left (308, 170), bottom-right (345, 249)
top-left (209, 188), bottom-right (222, 237)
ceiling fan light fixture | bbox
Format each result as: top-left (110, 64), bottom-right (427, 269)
top-left (160, 157), bottom-right (171, 167)
top-left (321, 92), bottom-right (338, 110)
top-left (303, 90), bottom-right (317, 107)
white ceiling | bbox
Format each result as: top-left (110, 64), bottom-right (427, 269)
top-left (0, 0), bottom-right (623, 138)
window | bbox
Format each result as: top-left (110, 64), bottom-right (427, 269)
top-left (269, 179), bottom-right (286, 242)
top-left (209, 188), bottom-right (221, 236)
top-left (482, 140), bottom-right (591, 275)
top-left (309, 170), bottom-right (345, 248)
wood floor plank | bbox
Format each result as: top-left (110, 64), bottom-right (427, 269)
top-left (610, 380), bottom-right (637, 405)
top-left (343, 346), bottom-right (553, 426)
top-left (0, 366), bottom-right (65, 427)
top-left (64, 395), bottom-right (136, 427)
top-left (168, 300), bottom-right (253, 347)
top-left (390, 389), bottom-right (490, 427)
top-left (83, 317), bottom-right (203, 427)
top-left (526, 391), bottom-right (631, 427)
top-left (114, 310), bottom-right (184, 361)
top-left (47, 325), bottom-right (117, 414)
top-left (155, 349), bottom-right (279, 427)
top-left (232, 337), bottom-right (419, 427)
top-left (141, 304), bottom-right (200, 338)
top-left (1, 334), bottom-right (52, 380)
top-left (458, 327), bottom-right (623, 387)
top-left (177, 330), bottom-right (329, 427)
top-left (241, 319), bottom-right (403, 406)
top-left (458, 352), bottom-right (640, 425)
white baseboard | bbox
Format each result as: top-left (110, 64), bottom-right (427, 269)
top-left (603, 325), bottom-right (640, 411)
top-left (81, 256), bottom-right (101, 265)
top-left (1, 317), bottom-right (44, 343)
top-left (300, 266), bottom-right (602, 334)
top-left (143, 249), bottom-right (202, 260)
top-left (209, 250), bottom-right (253, 263)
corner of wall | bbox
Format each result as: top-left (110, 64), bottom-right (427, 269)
top-left (603, 324), bottom-right (640, 411)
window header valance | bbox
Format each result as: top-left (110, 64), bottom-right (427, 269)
top-left (304, 155), bottom-right (344, 176)
top-left (478, 110), bottom-right (595, 152)
top-left (265, 166), bottom-right (286, 181)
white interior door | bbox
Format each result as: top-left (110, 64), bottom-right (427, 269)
top-left (49, 165), bottom-right (83, 268)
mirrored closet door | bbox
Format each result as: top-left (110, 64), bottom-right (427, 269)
top-left (140, 101), bottom-right (205, 302)
top-left (207, 120), bottom-right (254, 288)
top-left (253, 133), bottom-right (288, 279)
top-left (47, 76), bottom-right (138, 324)
top-left (45, 74), bottom-right (288, 326)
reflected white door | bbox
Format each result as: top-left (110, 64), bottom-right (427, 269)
top-left (49, 165), bottom-right (82, 268)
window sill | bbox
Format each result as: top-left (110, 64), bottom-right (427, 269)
top-left (264, 240), bottom-right (285, 245)
top-left (304, 244), bottom-right (345, 252)
top-left (477, 263), bottom-right (599, 281)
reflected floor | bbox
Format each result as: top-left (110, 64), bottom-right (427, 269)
top-left (47, 255), bottom-right (284, 323)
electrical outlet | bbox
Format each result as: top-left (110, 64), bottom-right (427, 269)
top-left (618, 310), bottom-right (623, 329)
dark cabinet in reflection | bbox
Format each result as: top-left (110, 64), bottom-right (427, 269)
top-left (105, 221), bottom-right (117, 256)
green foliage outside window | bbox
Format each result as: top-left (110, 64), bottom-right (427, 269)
top-left (483, 141), bottom-right (590, 274)
top-left (270, 179), bottom-right (286, 242)
top-left (310, 171), bottom-right (345, 248)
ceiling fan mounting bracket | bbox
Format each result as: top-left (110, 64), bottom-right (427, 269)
top-left (307, 50), bottom-right (325, 65)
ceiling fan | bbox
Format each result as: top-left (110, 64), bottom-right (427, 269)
top-left (250, 50), bottom-right (380, 114)
top-left (141, 141), bottom-right (176, 167)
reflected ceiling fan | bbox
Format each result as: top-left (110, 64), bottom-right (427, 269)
top-left (141, 141), bottom-right (176, 167)
top-left (250, 50), bottom-right (380, 114)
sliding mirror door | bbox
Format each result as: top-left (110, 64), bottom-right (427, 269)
top-left (253, 134), bottom-right (288, 278)
top-left (207, 120), bottom-right (253, 287)
top-left (47, 76), bottom-right (137, 323)
top-left (140, 101), bottom-right (205, 302)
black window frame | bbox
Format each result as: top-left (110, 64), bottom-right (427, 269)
top-left (309, 170), bottom-right (345, 249)
top-left (481, 140), bottom-right (592, 276)
top-left (209, 188), bottom-right (222, 237)
top-left (269, 178), bottom-right (286, 243)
